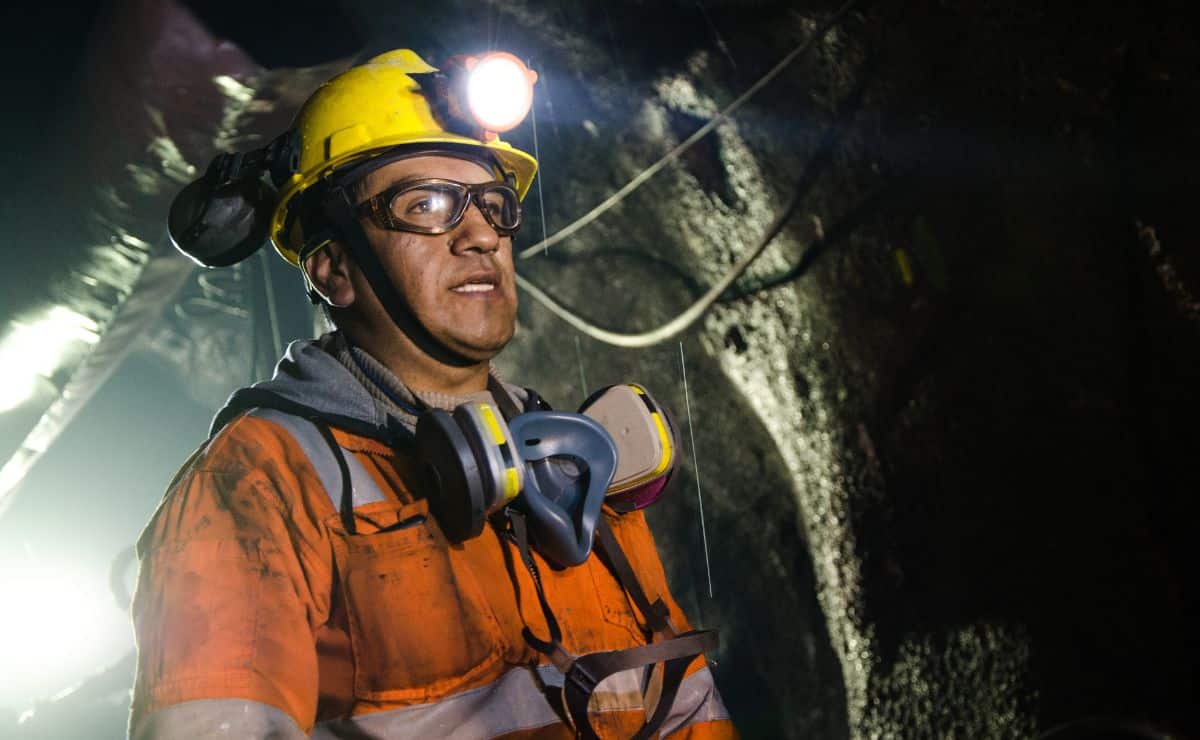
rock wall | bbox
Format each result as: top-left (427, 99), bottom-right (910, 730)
top-left (391, 0), bottom-right (1198, 736)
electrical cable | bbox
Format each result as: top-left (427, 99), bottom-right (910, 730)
top-left (516, 0), bottom-right (865, 259)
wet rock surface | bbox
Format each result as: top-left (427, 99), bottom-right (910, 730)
top-left (454, 1), bottom-right (1199, 736)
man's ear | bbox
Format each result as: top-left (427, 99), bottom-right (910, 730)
top-left (303, 241), bottom-right (356, 309)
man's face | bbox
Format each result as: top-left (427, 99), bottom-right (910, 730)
top-left (353, 154), bottom-right (519, 362)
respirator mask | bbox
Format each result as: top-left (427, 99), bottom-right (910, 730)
top-left (415, 383), bottom-right (676, 566)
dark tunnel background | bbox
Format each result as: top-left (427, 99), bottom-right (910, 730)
top-left (0, 0), bottom-right (1197, 738)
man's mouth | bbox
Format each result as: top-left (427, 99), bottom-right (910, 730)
top-left (451, 272), bottom-right (500, 294)
top-left (452, 281), bottom-right (496, 293)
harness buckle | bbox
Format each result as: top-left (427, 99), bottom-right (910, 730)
top-left (566, 661), bottom-right (599, 696)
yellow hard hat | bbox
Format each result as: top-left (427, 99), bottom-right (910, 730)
top-left (270, 49), bottom-right (539, 266)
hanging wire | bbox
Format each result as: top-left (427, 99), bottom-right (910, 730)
top-left (529, 59), bottom-right (551, 256)
top-left (679, 341), bottom-right (714, 598)
top-left (516, 0), bottom-right (863, 259)
top-left (573, 334), bottom-right (588, 396)
top-left (258, 249), bottom-right (283, 359)
top-left (695, 0), bottom-right (739, 70)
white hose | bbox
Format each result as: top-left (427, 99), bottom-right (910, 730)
top-left (516, 187), bottom-right (800, 347)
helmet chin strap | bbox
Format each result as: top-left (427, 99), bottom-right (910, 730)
top-left (318, 185), bottom-right (477, 369)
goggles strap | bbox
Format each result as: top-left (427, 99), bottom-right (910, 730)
top-left (318, 186), bottom-right (474, 368)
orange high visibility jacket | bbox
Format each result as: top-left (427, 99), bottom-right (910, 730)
top-left (130, 339), bottom-right (735, 739)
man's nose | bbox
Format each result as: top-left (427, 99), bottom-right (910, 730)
top-left (450, 199), bottom-right (502, 254)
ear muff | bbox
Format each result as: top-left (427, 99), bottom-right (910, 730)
top-left (414, 402), bottom-right (523, 542)
top-left (168, 152), bottom-right (277, 267)
top-left (457, 402), bottom-right (524, 507)
top-left (168, 132), bottom-right (299, 268)
top-left (414, 401), bottom-right (617, 566)
top-left (579, 384), bottom-right (676, 511)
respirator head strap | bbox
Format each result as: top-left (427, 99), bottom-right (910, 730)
top-left (486, 374), bottom-right (522, 421)
top-left (505, 508), bottom-right (564, 648)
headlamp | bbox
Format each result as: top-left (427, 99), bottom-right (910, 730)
top-left (438, 53), bottom-right (538, 140)
top-left (465, 53), bottom-right (538, 134)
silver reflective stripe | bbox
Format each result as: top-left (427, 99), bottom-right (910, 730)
top-left (659, 667), bottom-right (731, 737)
top-left (249, 408), bottom-right (385, 510)
top-left (312, 664), bottom-right (724, 739)
top-left (130, 698), bottom-right (307, 740)
top-left (540, 664), bottom-right (647, 713)
top-left (312, 665), bottom-right (561, 739)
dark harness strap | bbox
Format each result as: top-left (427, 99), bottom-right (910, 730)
top-left (594, 518), bottom-right (675, 637)
top-left (503, 510), bottom-right (718, 740)
top-left (488, 388), bottom-right (718, 738)
top-left (562, 630), bottom-right (718, 740)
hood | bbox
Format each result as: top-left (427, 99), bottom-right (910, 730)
top-left (210, 336), bottom-right (535, 445)
top-left (211, 338), bottom-right (405, 443)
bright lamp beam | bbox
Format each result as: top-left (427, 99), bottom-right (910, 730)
top-left (465, 53), bottom-right (537, 134)
top-left (0, 306), bottom-right (100, 413)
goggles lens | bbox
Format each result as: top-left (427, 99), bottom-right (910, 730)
top-left (361, 179), bottom-right (521, 235)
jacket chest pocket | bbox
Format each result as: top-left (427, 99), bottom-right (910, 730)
top-left (328, 499), bottom-right (505, 703)
top-left (584, 512), bottom-right (670, 644)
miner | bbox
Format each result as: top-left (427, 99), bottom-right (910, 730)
top-left (129, 49), bottom-right (734, 738)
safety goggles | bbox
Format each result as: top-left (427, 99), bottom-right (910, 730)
top-left (355, 178), bottom-right (522, 236)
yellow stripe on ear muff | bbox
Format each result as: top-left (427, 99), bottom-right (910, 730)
top-left (650, 412), bottom-right (673, 474)
top-left (479, 403), bottom-right (507, 444)
top-left (502, 468), bottom-right (521, 502)
top-left (631, 384), bottom-right (673, 475)
top-left (479, 403), bottom-right (522, 502)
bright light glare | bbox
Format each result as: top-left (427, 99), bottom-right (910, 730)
top-left (0, 306), bottom-right (99, 413)
top-left (0, 562), bottom-right (122, 701)
top-left (466, 54), bottom-right (535, 132)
